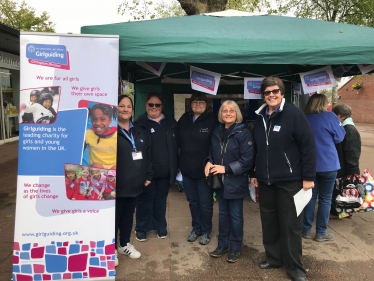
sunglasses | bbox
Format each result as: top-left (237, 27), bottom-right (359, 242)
top-left (264, 89), bottom-right (281, 96)
top-left (147, 103), bottom-right (162, 108)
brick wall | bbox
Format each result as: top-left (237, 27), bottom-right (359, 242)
top-left (338, 74), bottom-right (374, 123)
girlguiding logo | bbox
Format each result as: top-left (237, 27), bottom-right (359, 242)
top-left (246, 81), bottom-right (262, 94)
top-left (26, 44), bottom-right (70, 70)
top-left (303, 71), bottom-right (331, 87)
top-left (191, 71), bottom-right (215, 91)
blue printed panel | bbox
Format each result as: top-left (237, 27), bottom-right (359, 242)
top-left (26, 44), bottom-right (68, 65)
top-left (18, 109), bottom-right (87, 176)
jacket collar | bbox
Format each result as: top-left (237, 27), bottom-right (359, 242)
top-left (255, 98), bottom-right (286, 115)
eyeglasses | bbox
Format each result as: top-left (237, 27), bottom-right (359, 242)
top-left (263, 89), bottom-right (281, 96)
top-left (147, 103), bottom-right (162, 108)
top-left (191, 101), bottom-right (206, 106)
top-left (222, 109), bottom-right (236, 114)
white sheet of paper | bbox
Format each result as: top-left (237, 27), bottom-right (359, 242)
top-left (293, 188), bottom-right (312, 217)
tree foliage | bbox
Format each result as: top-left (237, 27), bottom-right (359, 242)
top-left (118, 0), bottom-right (156, 20)
top-left (272, 0), bottom-right (374, 27)
top-left (154, 0), bottom-right (186, 18)
top-left (0, 0), bottom-right (55, 31)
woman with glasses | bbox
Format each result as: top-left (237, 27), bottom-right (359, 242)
top-left (178, 93), bottom-right (217, 245)
top-left (205, 100), bottom-right (254, 263)
top-left (134, 92), bottom-right (178, 241)
top-left (250, 77), bottom-right (316, 281)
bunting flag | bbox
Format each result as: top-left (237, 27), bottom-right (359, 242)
top-left (190, 66), bottom-right (221, 95)
top-left (299, 66), bottom-right (336, 94)
top-left (243, 77), bottom-right (264, 99)
top-left (136, 61), bottom-right (166, 76)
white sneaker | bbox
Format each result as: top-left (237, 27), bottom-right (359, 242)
top-left (115, 250), bottom-right (119, 266)
top-left (117, 243), bottom-right (141, 259)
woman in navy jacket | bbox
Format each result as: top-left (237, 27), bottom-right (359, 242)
top-left (250, 77), bottom-right (316, 281)
top-left (134, 93), bottom-right (178, 241)
top-left (205, 100), bottom-right (254, 263)
top-left (178, 93), bottom-right (217, 245)
top-left (115, 95), bottom-right (153, 263)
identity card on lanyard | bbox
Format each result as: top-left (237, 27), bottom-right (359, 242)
top-left (121, 128), bottom-right (143, 160)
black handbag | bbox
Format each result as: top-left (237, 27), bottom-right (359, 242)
top-left (204, 173), bottom-right (223, 189)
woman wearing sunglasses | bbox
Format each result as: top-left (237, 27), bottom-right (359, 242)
top-left (250, 77), bottom-right (316, 281)
top-left (134, 92), bottom-right (178, 241)
top-left (178, 93), bottom-right (217, 246)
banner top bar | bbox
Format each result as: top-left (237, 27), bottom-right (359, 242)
top-left (20, 31), bottom-right (119, 38)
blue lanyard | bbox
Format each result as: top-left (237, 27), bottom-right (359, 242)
top-left (120, 128), bottom-right (137, 151)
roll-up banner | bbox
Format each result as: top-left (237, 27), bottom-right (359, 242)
top-left (13, 33), bottom-right (119, 281)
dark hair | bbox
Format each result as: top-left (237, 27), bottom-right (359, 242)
top-left (260, 77), bottom-right (285, 99)
top-left (145, 92), bottom-right (163, 105)
top-left (89, 103), bottom-right (118, 120)
top-left (118, 95), bottom-right (133, 108)
top-left (332, 104), bottom-right (352, 118)
top-left (189, 92), bottom-right (211, 113)
top-left (38, 93), bottom-right (53, 105)
top-left (30, 90), bottom-right (40, 97)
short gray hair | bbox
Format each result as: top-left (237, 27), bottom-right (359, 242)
top-left (332, 104), bottom-right (352, 118)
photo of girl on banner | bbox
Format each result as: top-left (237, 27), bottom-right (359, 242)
top-left (19, 86), bottom-right (60, 124)
top-left (78, 100), bottom-right (118, 169)
top-left (64, 163), bottom-right (116, 201)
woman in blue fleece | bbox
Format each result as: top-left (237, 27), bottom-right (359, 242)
top-left (302, 94), bottom-right (345, 242)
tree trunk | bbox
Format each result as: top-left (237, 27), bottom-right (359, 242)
top-left (177, 0), bottom-right (228, 15)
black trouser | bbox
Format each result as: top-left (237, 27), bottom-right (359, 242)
top-left (115, 196), bottom-right (139, 247)
top-left (259, 180), bottom-right (306, 279)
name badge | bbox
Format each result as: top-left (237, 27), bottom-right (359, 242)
top-left (132, 151), bottom-right (143, 160)
top-left (273, 125), bottom-right (281, 132)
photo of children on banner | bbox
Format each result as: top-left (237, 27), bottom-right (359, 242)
top-left (64, 163), bottom-right (116, 200)
top-left (78, 100), bottom-right (118, 169)
top-left (19, 86), bottom-right (60, 124)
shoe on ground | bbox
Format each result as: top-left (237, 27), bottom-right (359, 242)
top-left (199, 233), bottom-right (210, 245)
top-left (157, 230), bottom-right (168, 239)
top-left (187, 231), bottom-right (201, 242)
top-left (117, 243), bottom-right (141, 259)
top-left (314, 233), bottom-right (335, 242)
top-left (302, 231), bottom-right (312, 239)
top-left (209, 246), bottom-right (229, 258)
top-left (227, 249), bottom-right (240, 263)
top-left (291, 277), bottom-right (306, 281)
top-left (135, 231), bottom-right (147, 242)
top-left (258, 260), bottom-right (283, 269)
top-left (115, 250), bottom-right (118, 266)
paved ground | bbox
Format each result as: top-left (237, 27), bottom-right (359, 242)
top-left (1, 123), bottom-right (374, 281)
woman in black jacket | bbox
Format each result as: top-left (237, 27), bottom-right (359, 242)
top-left (178, 93), bottom-right (216, 245)
top-left (115, 95), bottom-right (152, 264)
top-left (205, 100), bottom-right (254, 263)
top-left (135, 93), bottom-right (178, 241)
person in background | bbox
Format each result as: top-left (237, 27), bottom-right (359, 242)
top-left (302, 94), bottom-right (345, 242)
top-left (178, 92), bottom-right (216, 245)
top-left (330, 103), bottom-right (361, 218)
top-left (115, 95), bottom-right (152, 264)
top-left (250, 77), bottom-right (316, 281)
top-left (135, 93), bottom-right (178, 241)
top-left (205, 100), bottom-right (254, 263)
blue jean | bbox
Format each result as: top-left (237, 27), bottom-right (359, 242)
top-left (183, 176), bottom-right (213, 235)
top-left (135, 174), bottom-right (170, 233)
top-left (303, 170), bottom-right (338, 236)
top-left (216, 192), bottom-right (244, 251)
